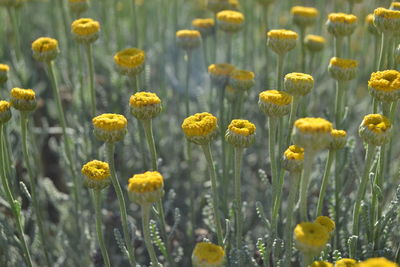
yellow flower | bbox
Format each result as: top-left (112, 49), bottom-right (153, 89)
top-left (182, 112), bottom-right (218, 144)
top-left (311, 261), bottom-right (334, 267)
top-left (229, 70), bottom-right (255, 91)
top-left (368, 70), bottom-right (400, 102)
top-left (114, 48), bottom-right (145, 76)
top-left (127, 171), bottom-right (164, 205)
top-left (81, 160), bottom-right (110, 190)
top-left (305, 34), bottom-right (326, 52)
top-left (282, 145), bottom-right (304, 172)
top-left (326, 13), bottom-right (358, 37)
top-left (294, 222), bottom-right (330, 255)
top-left (374, 8), bottom-right (400, 33)
top-left (176, 30), bottom-right (201, 50)
top-left (329, 57), bottom-right (358, 81)
top-left (71, 18), bottom-right (100, 43)
top-left (10, 88), bottom-right (37, 111)
top-left (293, 118), bottom-right (333, 151)
top-left (335, 258), bottom-right (357, 267)
top-left (391, 2), bottom-right (400, 11)
top-left (291, 6), bottom-right (319, 27)
top-left (0, 100), bottom-right (12, 124)
top-left (284, 72), bottom-right (314, 97)
top-left (208, 63), bottom-right (235, 87)
top-left (217, 10), bottom-right (244, 33)
top-left (92, 113), bottom-right (128, 143)
top-left (0, 64), bottom-right (9, 84)
top-left (192, 18), bottom-right (215, 37)
top-left (0, 64), bottom-right (10, 72)
top-left (330, 129), bottom-right (347, 150)
top-left (359, 114), bottom-right (391, 146)
top-left (365, 14), bottom-right (378, 35)
top-left (267, 29), bottom-right (298, 54)
top-left (129, 92), bottom-right (162, 120)
top-left (357, 258), bottom-right (398, 267)
top-left (31, 37), bottom-right (59, 62)
top-left (315, 216), bottom-right (336, 233)
top-left (259, 90), bottom-right (292, 117)
top-left (192, 242), bottom-right (225, 267)
top-left (225, 119), bottom-right (256, 147)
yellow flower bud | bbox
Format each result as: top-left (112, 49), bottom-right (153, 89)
top-left (329, 129), bottom-right (347, 150)
top-left (92, 113), bottom-right (128, 143)
top-left (267, 29), bottom-right (298, 55)
top-left (0, 64), bottom-right (9, 85)
top-left (129, 92), bottom-right (161, 120)
top-left (328, 57), bottom-right (358, 81)
top-left (192, 18), bottom-right (215, 38)
top-left (294, 222), bottom-right (330, 256)
top-left (229, 69), bottom-right (255, 91)
top-left (217, 10), bottom-right (245, 33)
top-left (0, 100), bottom-right (11, 124)
top-left (71, 18), bottom-right (100, 44)
top-left (114, 48), bottom-right (145, 77)
top-left (374, 7), bottom-right (400, 33)
top-left (208, 63), bottom-right (235, 87)
top-left (258, 90), bottom-right (292, 117)
top-left (365, 14), bottom-right (379, 35)
top-left (292, 117), bottom-right (333, 151)
top-left (225, 119), bottom-right (256, 148)
top-left (31, 37), bottom-right (59, 62)
top-left (357, 258), bottom-right (398, 267)
top-left (81, 160), bottom-right (111, 190)
top-left (10, 88), bottom-right (37, 112)
top-left (192, 242), bottom-right (225, 267)
top-left (291, 6), bottom-right (319, 28)
top-left (127, 171), bottom-right (164, 205)
top-left (182, 112), bottom-right (218, 145)
top-left (315, 216), bottom-right (336, 233)
top-left (284, 72), bottom-right (314, 97)
top-left (176, 30), bottom-right (202, 50)
top-left (368, 70), bottom-right (400, 103)
top-left (282, 145), bottom-right (304, 172)
top-left (326, 13), bottom-right (357, 37)
top-left (359, 114), bottom-right (391, 146)
top-left (305, 34), bottom-right (326, 53)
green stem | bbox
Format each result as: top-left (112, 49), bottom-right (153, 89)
top-left (234, 147), bottom-right (244, 251)
top-left (277, 54), bottom-right (285, 90)
top-left (185, 51), bottom-right (192, 117)
top-left (85, 43), bottom-right (96, 117)
top-left (352, 145), bottom-right (376, 237)
top-left (93, 190), bottom-right (111, 267)
top-left (269, 118), bottom-right (278, 218)
top-left (142, 120), bottom-right (158, 171)
top-left (0, 124), bottom-right (33, 267)
top-left (142, 204), bottom-right (159, 267)
top-left (227, 33), bottom-right (232, 63)
top-left (299, 27), bottom-right (306, 72)
top-left (334, 36), bottom-right (342, 58)
top-left (20, 112), bottom-right (51, 267)
top-left (7, 7), bottom-right (21, 60)
top-left (335, 80), bottom-right (345, 128)
top-left (316, 150), bottom-right (336, 217)
top-left (201, 143), bottom-right (224, 246)
top-left (378, 33), bottom-right (388, 70)
top-left (129, 76), bottom-right (139, 93)
top-left (299, 150), bottom-right (317, 221)
top-left (285, 96), bottom-right (300, 148)
top-left (284, 171), bottom-right (301, 267)
top-left (106, 142), bottom-right (137, 267)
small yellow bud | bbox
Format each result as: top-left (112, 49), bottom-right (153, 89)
top-left (326, 13), bottom-right (357, 37)
top-left (328, 57), bottom-right (358, 81)
top-left (0, 100), bottom-right (12, 124)
top-left (192, 242), bottom-right (225, 267)
top-left (92, 113), bottom-right (128, 143)
top-left (359, 114), bottom-right (391, 146)
top-left (182, 112), bottom-right (218, 145)
top-left (81, 160), bottom-right (111, 190)
top-left (32, 37), bottom-right (59, 62)
top-left (127, 171), bottom-right (164, 205)
top-left (258, 90), bottom-right (292, 117)
top-left (217, 10), bottom-right (245, 33)
top-left (294, 222), bottom-right (330, 256)
top-left (114, 48), bottom-right (145, 77)
top-left (225, 119), bottom-right (256, 148)
top-left (267, 29), bottom-right (298, 55)
top-left (176, 30), bottom-right (202, 50)
top-left (10, 88), bottom-right (37, 112)
top-left (71, 18), bottom-right (100, 44)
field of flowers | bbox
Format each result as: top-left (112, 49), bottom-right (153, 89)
top-left (1, 0), bottom-right (400, 266)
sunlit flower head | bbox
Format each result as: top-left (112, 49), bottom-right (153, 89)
top-left (282, 145), bottom-right (304, 172)
top-left (259, 90), bottom-right (292, 117)
top-left (291, 6), bottom-right (319, 27)
top-left (71, 18), bottom-right (100, 43)
top-left (217, 10), bottom-right (245, 33)
top-left (176, 30), bottom-right (202, 50)
top-left (129, 92), bottom-right (162, 120)
top-left (81, 160), bottom-right (111, 190)
top-left (304, 34), bottom-right (326, 52)
top-left (293, 117), bottom-right (333, 151)
top-left (359, 114), bottom-right (391, 146)
top-left (368, 70), bottom-right (400, 103)
top-left (328, 57), bottom-right (358, 81)
top-left (92, 113), bottom-right (128, 143)
top-left (267, 29), bottom-right (298, 55)
top-left (32, 37), bottom-right (59, 62)
top-left (284, 72), bottom-right (314, 97)
top-left (182, 112), bottom-right (219, 145)
top-left (0, 100), bottom-right (12, 124)
top-left (225, 119), bottom-right (256, 147)
top-left (114, 48), bottom-right (145, 77)
top-left (127, 171), bottom-right (164, 205)
top-left (294, 222), bottom-right (330, 256)
top-left (10, 88), bottom-right (37, 112)
top-left (326, 13), bottom-right (357, 37)
top-left (192, 242), bottom-right (225, 267)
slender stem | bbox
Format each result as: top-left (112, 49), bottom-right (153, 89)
top-left (46, 61), bottom-right (81, 225)
top-left (352, 145), bottom-right (376, 237)
top-left (269, 117), bottom-right (278, 205)
top-left (93, 190), bottom-right (111, 267)
top-left (285, 96), bottom-right (300, 148)
top-left (142, 120), bottom-right (158, 171)
top-left (316, 150), bottom-right (336, 217)
top-left (130, 0), bottom-right (139, 46)
top-left (234, 147), bottom-right (244, 250)
top-left (7, 7), bottom-right (21, 60)
top-left (19, 112), bottom-right (52, 267)
top-left (85, 43), bottom-right (96, 117)
top-left (335, 80), bottom-right (345, 128)
top-left (105, 142), bottom-right (137, 267)
top-left (334, 36), bottom-right (342, 58)
top-left (227, 33), bottom-right (232, 63)
top-left (142, 204), bottom-right (159, 267)
top-left (0, 124), bottom-right (33, 267)
top-left (284, 171), bottom-right (301, 267)
top-left (299, 150), bottom-right (317, 221)
top-left (299, 27), bottom-right (306, 72)
top-left (129, 76), bottom-right (139, 93)
top-left (277, 54), bottom-right (285, 90)
top-left (378, 33), bottom-right (388, 70)
top-left (201, 143), bottom-right (224, 246)
top-left (185, 51), bottom-right (192, 117)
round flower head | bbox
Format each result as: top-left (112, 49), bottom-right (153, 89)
top-left (292, 117), bottom-right (333, 151)
top-left (81, 160), bottom-right (111, 190)
top-left (217, 10), bottom-right (244, 33)
top-left (284, 72), bottom-right (314, 97)
top-left (391, 2), bottom-right (400, 11)
top-left (32, 37), bottom-right (59, 62)
top-left (92, 113), bottom-right (128, 143)
top-left (267, 29), bottom-right (298, 55)
top-left (258, 90), bottom-right (292, 117)
top-left (329, 129), bottom-right (347, 150)
top-left (225, 119), bottom-right (256, 148)
top-left (366, 14), bottom-right (379, 35)
top-left (192, 242), bottom-right (225, 267)
top-left (176, 30), bottom-right (201, 50)
top-left (357, 258), bottom-right (398, 267)
top-left (326, 13), bottom-right (358, 37)
top-left (359, 114), bottom-right (391, 146)
top-left (207, 0), bottom-right (230, 13)
top-left (0, 64), bottom-right (9, 85)
top-left (69, 0), bottom-right (89, 15)
top-left (315, 216), bottom-right (335, 234)
top-left (127, 171), bottom-right (164, 205)
top-left (282, 145), bottom-right (304, 172)
top-left (229, 70), bottom-right (255, 91)
top-left (182, 112), bottom-right (218, 145)
top-left (294, 222), bottom-right (330, 256)
top-left (0, 100), bottom-right (11, 124)
top-left (335, 258), bottom-right (357, 267)
top-left (311, 262), bottom-right (333, 267)
top-left (208, 63), bottom-right (235, 87)
top-left (114, 48), bottom-right (145, 77)
top-left (291, 6), bottom-right (319, 28)
top-left (304, 34), bottom-right (326, 53)
top-left (368, 70), bottom-right (400, 103)
top-left (328, 57), bottom-right (358, 81)
top-left (129, 92), bottom-right (161, 120)
top-left (192, 18), bottom-right (215, 38)
top-left (71, 18), bottom-right (100, 44)
top-left (10, 88), bottom-right (37, 112)
top-left (373, 8), bottom-right (400, 33)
